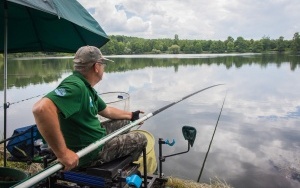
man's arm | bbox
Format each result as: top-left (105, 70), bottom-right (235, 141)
top-left (32, 98), bottom-right (79, 171)
top-left (99, 106), bottom-right (144, 122)
top-left (98, 106), bottom-right (132, 120)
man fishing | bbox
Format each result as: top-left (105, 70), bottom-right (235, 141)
top-left (32, 45), bottom-right (147, 171)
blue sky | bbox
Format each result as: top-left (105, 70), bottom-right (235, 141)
top-left (78, 0), bottom-right (300, 40)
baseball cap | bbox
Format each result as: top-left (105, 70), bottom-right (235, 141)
top-left (73, 46), bottom-right (114, 66)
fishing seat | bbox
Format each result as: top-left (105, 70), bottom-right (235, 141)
top-left (60, 155), bottom-right (140, 188)
top-left (85, 155), bottom-right (138, 179)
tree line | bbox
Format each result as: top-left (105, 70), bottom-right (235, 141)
top-left (101, 32), bottom-right (300, 55)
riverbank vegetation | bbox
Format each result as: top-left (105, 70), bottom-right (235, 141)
top-left (101, 32), bottom-right (300, 55)
top-left (3, 32), bottom-right (300, 58)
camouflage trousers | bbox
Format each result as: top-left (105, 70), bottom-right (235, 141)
top-left (91, 119), bottom-right (147, 166)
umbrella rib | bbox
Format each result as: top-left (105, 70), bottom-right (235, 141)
top-left (26, 7), bottom-right (44, 51)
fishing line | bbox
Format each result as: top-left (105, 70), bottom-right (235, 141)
top-left (0, 91), bottom-right (128, 108)
top-left (0, 93), bottom-right (47, 108)
top-left (197, 91), bottom-right (227, 182)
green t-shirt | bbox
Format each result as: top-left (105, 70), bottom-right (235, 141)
top-left (46, 71), bottom-right (107, 166)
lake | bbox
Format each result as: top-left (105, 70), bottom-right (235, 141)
top-left (0, 53), bottom-right (299, 188)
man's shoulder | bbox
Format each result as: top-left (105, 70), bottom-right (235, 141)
top-left (62, 74), bottom-right (84, 86)
top-left (48, 74), bottom-right (84, 97)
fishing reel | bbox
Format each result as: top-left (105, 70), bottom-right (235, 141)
top-left (158, 125), bottom-right (197, 178)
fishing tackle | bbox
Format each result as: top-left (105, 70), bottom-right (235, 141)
top-left (14, 84), bottom-right (224, 188)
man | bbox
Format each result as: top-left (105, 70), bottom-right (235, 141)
top-left (32, 46), bottom-right (147, 171)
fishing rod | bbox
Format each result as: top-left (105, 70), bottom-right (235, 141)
top-left (197, 91), bottom-right (227, 182)
top-left (13, 84), bottom-right (224, 188)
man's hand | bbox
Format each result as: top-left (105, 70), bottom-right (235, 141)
top-left (131, 110), bottom-right (144, 121)
top-left (57, 149), bottom-right (79, 171)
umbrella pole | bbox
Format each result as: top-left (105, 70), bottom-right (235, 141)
top-left (3, 0), bottom-right (8, 167)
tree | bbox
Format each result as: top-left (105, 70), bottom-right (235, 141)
top-left (276, 36), bottom-right (285, 53)
top-left (225, 36), bottom-right (235, 52)
top-left (181, 40), bottom-right (194, 53)
top-left (291, 32), bottom-right (300, 53)
top-left (115, 42), bottom-right (125, 55)
top-left (101, 40), bottom-right (115, 54)
top-left (193, 41), bottom-right (203, 53)
top-left (153, 40), bottom-right (164, 51)
top-left (252, 41), bottom-right (263, 53)
top-left (169, 45), bottom-right (180, 54)
top-left (202, 40), bottom-right (212, 51)
top-left (130, 40), bottom-right (144, 54)
top-left (235, 37), bottom-right (248, 53)
top-left (226, 41), bottom-right (234, 53)
top-left (224, 36), bottom-right (234, 46)
top-left (174, 34), bottom-right (179, 45)
top-left (261, 36), bottom-right (271, 51)
top-left (144, 40), bottom-right (153, 52)
top-left (210, 40), bottom-right (226, 53)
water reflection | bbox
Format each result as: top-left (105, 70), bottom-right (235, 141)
top-left (0, 54), bottom-right (299, 188)
top-left (0, 53), bottom-right (299, 90)
top-left (0, 58), bottom-right (74, 89)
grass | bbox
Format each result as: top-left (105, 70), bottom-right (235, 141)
top-left (0, 144), bottom-right (43, 175)
top-left (0, 144), bottom-right (232, 187)
top-left (165, 176), bottom-right (232, 188)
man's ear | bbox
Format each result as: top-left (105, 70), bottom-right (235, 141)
top-left (94, 63), bottom-right (99, 73)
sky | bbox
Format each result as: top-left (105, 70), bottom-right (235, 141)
top-left (78, 0), bottom-right (300, 41)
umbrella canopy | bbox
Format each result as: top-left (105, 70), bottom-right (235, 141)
top-left (0, 0), bottom-right (110, 53)
top-left (1, 0), bottom-right (110, 166)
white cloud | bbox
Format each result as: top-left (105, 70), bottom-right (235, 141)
top-left (78, 0), bottom-right (300, 40)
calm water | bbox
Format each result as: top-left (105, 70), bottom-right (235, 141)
top-left (0, 54), bottom-right (300, 188)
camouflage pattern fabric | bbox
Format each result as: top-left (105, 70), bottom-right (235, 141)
top-left (91, 119), bottom-right (147, 166)
top-left (101, 119), bottom-right (130, 134)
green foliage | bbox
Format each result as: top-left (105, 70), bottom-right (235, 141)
top-left (210, 40), bottom-right (226, 53)
top-left (193, 41), bottom-right (203, 53)
top-left (169, 45), bottom-right (180, 54)
top-left (100, 33), bottom-right (298, 54)
top-left (151, 49), bottom-right (162, 54)
top-left (252, 41), bottom-right (264, 53)
top-left (291, 32), bottom-right (300, 53)
top-left (235, 36), bottom-right (249, 53)
top-left (226, 41), bottom-right (234, 53)
top-left (174, 34), bottom-right (179, 45)
top-left (4, 32), bottom-right (299, 56)
top-left (276, 36), bottom-right (286, 53)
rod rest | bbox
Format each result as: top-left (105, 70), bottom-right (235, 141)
top-left (86, 155), bottom-right (137, 179)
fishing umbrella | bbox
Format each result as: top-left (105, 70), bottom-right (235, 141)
top-left (0, 0), bottom-right (110, 165)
